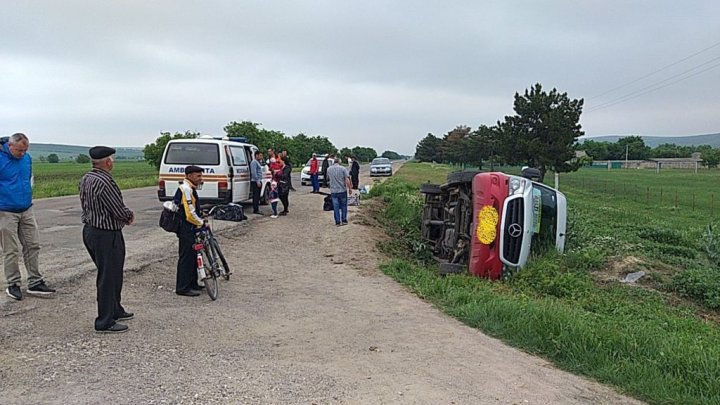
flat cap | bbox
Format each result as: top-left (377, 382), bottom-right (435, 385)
top-left (89, 146), bottom-right (116, 160)
top-left (184, 165), bottom-right (204, 175)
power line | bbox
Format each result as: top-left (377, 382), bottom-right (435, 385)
top-left (587, 58), bottom-right (720, 112)
top-left (588, 40), bottom-right (720, 100)
top-left (588, 54), bottom-right (720, 111)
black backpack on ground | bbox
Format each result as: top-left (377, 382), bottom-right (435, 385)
top-left (210, 203), bottom-right (247, 221)
top-left (323, 195), bottom-right (333, 211)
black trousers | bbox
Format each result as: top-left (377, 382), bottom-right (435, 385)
top-left (83, 225), bottom-right (126, 330)
top-left (279, 192), bottom-right (289, 213)
top-left (250, 181), bottom-right (261, 213)
top-left (288, 169), bottom-right (295, 190)
top-left (176, 229), bottom-right (199, 293)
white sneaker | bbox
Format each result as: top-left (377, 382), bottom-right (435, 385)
top-left (271, 215), bottom-right (278, 218)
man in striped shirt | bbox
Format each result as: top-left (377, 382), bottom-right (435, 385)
top-left (79, 146), bottom-right (135, 334)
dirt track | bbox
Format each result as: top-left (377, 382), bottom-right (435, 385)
top-left (0, 163), bottom-right (642, 404)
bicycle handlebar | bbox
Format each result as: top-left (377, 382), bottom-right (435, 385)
top-left (193, 225), bottom-right (209, 234)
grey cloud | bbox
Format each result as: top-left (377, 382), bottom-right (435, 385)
top-left (1, 0), bottom-right (719, 153)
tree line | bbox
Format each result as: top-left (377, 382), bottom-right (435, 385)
top-left (577, 136), bottom-right (720, 167)
top-left (144, 121), bottom-right (402, 169)
top-left (415, 83), bottom-right (584, 181)
top-left (35, 153), bottom-right (92, 164)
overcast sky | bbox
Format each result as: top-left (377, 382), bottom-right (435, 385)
top-left (2, 1), bottom-right (719, 154)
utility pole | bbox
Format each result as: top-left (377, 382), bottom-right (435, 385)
top-left (625, 144), bottom-right (629, 169)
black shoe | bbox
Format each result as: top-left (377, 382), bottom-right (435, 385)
top-left (5, 285), bottom-right (22, 300)
top-left (176, 290), bottom-right (201, 297)
top-left (96, 323), bottom-right (129, 334)
top-left (26, 281), bottom-right (56, 296)
top-left (115, 311), bottom-right (134, 321)
top-left (279, 211), bottom-right (288, 216)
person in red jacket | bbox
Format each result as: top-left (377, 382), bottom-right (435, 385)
top-left (309, 153), bottom-right (320, 193)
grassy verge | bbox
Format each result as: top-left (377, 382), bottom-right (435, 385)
top-left (371, 162), bottom-right (720, 405)
top-left (33, 161), bottom-right (157, 199)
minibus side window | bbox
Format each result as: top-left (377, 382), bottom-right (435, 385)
top-left (229, 146), bottom-right (247, 166)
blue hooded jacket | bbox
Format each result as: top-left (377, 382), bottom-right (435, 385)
top-left (0, 137), bottom-right (33, 212)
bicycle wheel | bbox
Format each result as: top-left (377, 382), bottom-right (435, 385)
top-left (210, 237), bottom-right (231, 281)
top-left (201, 247), bottom-right (219, 301)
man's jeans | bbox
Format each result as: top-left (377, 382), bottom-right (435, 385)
top-left (0, 208), bottom-right (43, 288)
top-left (310, 174), bottom-right (320, 193)
top-left (331, 192), bottom-right (348, 224)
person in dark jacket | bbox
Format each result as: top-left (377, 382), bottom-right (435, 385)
top-left (321, 154), bottom-right (331, 188)
top-left (281, 150), bottom-right (297, 192)
top-left (277, 157), bottom-right (292, 215)
top-left (173, 165), bottom-right (205, 297)
top-left (349, 155), bottom-right (360, 190)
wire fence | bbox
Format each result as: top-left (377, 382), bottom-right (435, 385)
top-left (560, 175), bottom-right (720, 217)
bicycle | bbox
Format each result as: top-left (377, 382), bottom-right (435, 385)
top-left (194, 212), bottom-right (231, 301)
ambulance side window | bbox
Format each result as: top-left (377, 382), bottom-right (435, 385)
top-left (229, 146), bottom-right (247, 166)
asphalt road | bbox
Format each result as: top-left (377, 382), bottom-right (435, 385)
top-left (0, 162), bottom-right (388, 305)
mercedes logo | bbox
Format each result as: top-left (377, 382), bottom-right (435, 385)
top-left (508, 223), bottom-right (522, 238)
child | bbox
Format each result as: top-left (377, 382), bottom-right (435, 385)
top-left (269, 181), bottom-right (280, 218)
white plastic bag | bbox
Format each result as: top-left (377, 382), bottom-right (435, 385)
top-left (163, 201), bottom-right (179, 212)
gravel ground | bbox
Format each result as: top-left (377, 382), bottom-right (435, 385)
top-left (0, 163), bottom-right (643, 404)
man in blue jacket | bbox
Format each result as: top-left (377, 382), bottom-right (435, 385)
top-left (250, 150), bottom-right (264, 215)
top-left (0, 133), bottom-right (56, 300)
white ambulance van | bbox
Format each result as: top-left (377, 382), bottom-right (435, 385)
top-left (157, 136), bottom-right (271, 205)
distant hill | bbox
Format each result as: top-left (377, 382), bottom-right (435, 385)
top-left (581, 133), bottom-right (720, 148)
top-left (28, 143), bottom-right (144, 161)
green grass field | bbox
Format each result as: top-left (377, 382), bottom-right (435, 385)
top-left (33, 161), bottom-right (157, 199)
top-left (371, 162), bottom-right (720, 405)
top-left (560, 168), bottom-right (720, 228)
